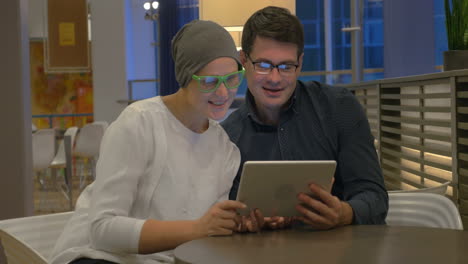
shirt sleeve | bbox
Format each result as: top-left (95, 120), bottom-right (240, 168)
top-left (87, 107), bottom-right (156, 253)
top-left (335, 93), bottom-right (389, 224)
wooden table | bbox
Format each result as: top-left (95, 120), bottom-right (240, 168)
top-left (174, 225), bottom-right (468, 264)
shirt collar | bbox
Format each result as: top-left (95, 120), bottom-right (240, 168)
top-left (244, 81), bottom-right (301, 125)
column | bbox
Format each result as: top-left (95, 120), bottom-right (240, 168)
top-left (383, 0), bottom-right (436, 78)
top-left (0, 0), bottom-right (34, 219)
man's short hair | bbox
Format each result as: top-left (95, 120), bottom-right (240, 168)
top-left (241, 6), bottom-right (304, 58)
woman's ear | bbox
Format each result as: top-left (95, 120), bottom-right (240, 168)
top-left (239, 50), bottom-right (247, 66)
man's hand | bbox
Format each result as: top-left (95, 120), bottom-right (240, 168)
top-left (235, 209), bottom-right (294, 232)
top-left (264, 216), bottom-right (294, 230)
top-left (296, 183), bottom-right (353, 229)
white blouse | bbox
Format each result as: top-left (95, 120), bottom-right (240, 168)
top-left (51, 96), bottom-right (240, 264)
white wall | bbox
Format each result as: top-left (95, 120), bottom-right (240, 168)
top-left (90, 0), bottom-right (157, 123)
top-left (28, 0), bottom-right (46, 38)
top-left (90, 0), bottom-right (129, 123)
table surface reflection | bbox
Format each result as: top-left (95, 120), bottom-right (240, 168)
top-left (174, 225), bottom-right (468, 264)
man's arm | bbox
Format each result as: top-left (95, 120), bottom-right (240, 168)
top-left (295, 90), bottom-right (388, 227)
top-left (333, 94), bottom-right (388, 224)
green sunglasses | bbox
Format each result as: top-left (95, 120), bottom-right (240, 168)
top-left (192, 70), bottom-right (245, 93)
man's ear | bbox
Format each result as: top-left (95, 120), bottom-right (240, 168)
top-left (240, 50), bottom-right (248, 66)
top-left (297, 52), bottom-right (304, 72)
top-left (298, 53), bottom-right (304, 67)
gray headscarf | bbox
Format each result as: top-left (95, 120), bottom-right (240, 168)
top-left (171, 20), bottom-right (241, 88)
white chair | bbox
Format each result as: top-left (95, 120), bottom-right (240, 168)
top-left (32, 128), bottom-right (56, 173)
top-left (74, 123), bottom-right (107, 189)
top-left (386, 192), bottom-right (463, 230)
top-left (93, 120), bottom-right (109, 131)
top-left (49, 127), bottom-right (79, 204)
top-left (388, 181), bottom-right (450, 195)
top-left (32, 129), bottom-right (55, 190)
top-left (32, 129), bottom-right (56, 211)
top-left (50, 126), bottom-right (78, 169)
top-left (0, 212), bottom-right (73, 263)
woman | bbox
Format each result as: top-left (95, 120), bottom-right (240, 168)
top-left (51, 20), bottom-right (246, 264)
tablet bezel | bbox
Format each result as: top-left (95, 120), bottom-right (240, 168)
top-left (235, 160), bottom-right (337, 217)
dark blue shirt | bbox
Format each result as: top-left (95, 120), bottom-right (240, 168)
top-left (221, 80), bottom-right (388, 224)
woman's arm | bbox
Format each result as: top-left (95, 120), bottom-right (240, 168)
top-left (138, 220), bottom-right (199, 254)
top-left (138, 200), bottom-right (246, 254)
top-left (88, 108), bottom-right (155, 253)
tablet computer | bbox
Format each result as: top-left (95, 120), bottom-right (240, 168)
top-left (235, 160), bottom-right (337, 217)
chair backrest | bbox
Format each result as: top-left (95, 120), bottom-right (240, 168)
top-left (32, 128), bottom-right (56, 170)
top-left (0, 229), bottom-right (47, 264)
top-left (50, 126), bottom-right (79, 168)
top-left (74, 123), bottom-right (106, 158)
top-left (386, 192), bottom-right (463, 230)
top-left (0, 212), bottom-right (73, 262)
top-left (388, 181), bottom-right (450, 195)
top-left (93, 121), bottom-right (109, 131)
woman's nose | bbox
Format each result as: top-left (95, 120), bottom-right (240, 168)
top-left (214, 82), bottom-right (229, 97)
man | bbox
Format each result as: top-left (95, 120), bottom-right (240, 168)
top-left (222, 6), bottom-right (388, 230)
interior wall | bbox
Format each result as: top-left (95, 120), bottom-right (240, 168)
top-left (199, 0), bottom-right (295, 50)
top-left (199, 0), bottom-right (295, 26)
top-left (90, 0), bottom-right (129, 123)
top-left (28, 0), bottom-right (46, 39)
top-left (129, 0), bottom-right (156, 81)
top-left (383, 0), bottom-right (436, 78)
top-left (91, 0), bottom-right (157, 123)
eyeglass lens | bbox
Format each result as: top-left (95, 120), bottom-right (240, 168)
top-left (198, 72), bottom-right (243, 91)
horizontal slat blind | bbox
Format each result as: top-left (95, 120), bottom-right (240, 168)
top-left (344, 70), bottom-right (468, 229)
top-left (349, 81), bottom-right (455, 198)
top-left (456, 78), bottom-right (468, 227)
top-left (381, 82), bottom-right (454, 196)
top-left (352, 84), bottom-right (379, 145)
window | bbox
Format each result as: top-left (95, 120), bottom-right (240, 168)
top-left (433, 0), bottom-right (448, 67)
top-left (295, 0), bottom-right (384, 87)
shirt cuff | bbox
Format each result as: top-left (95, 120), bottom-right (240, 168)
top-left (346, 199), bottom-right (369, 225)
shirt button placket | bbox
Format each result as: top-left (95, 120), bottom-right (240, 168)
top-left (278, 126), bottom-right (287, 159)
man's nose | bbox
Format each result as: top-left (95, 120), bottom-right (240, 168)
top-left (267, 67), bottom-right (282, 83)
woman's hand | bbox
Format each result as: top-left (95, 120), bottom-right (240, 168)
top-left (195, 200), bottom-right (246, 236)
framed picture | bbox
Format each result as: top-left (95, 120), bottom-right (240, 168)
top-left (45, 0), bottom-right (90, 72)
